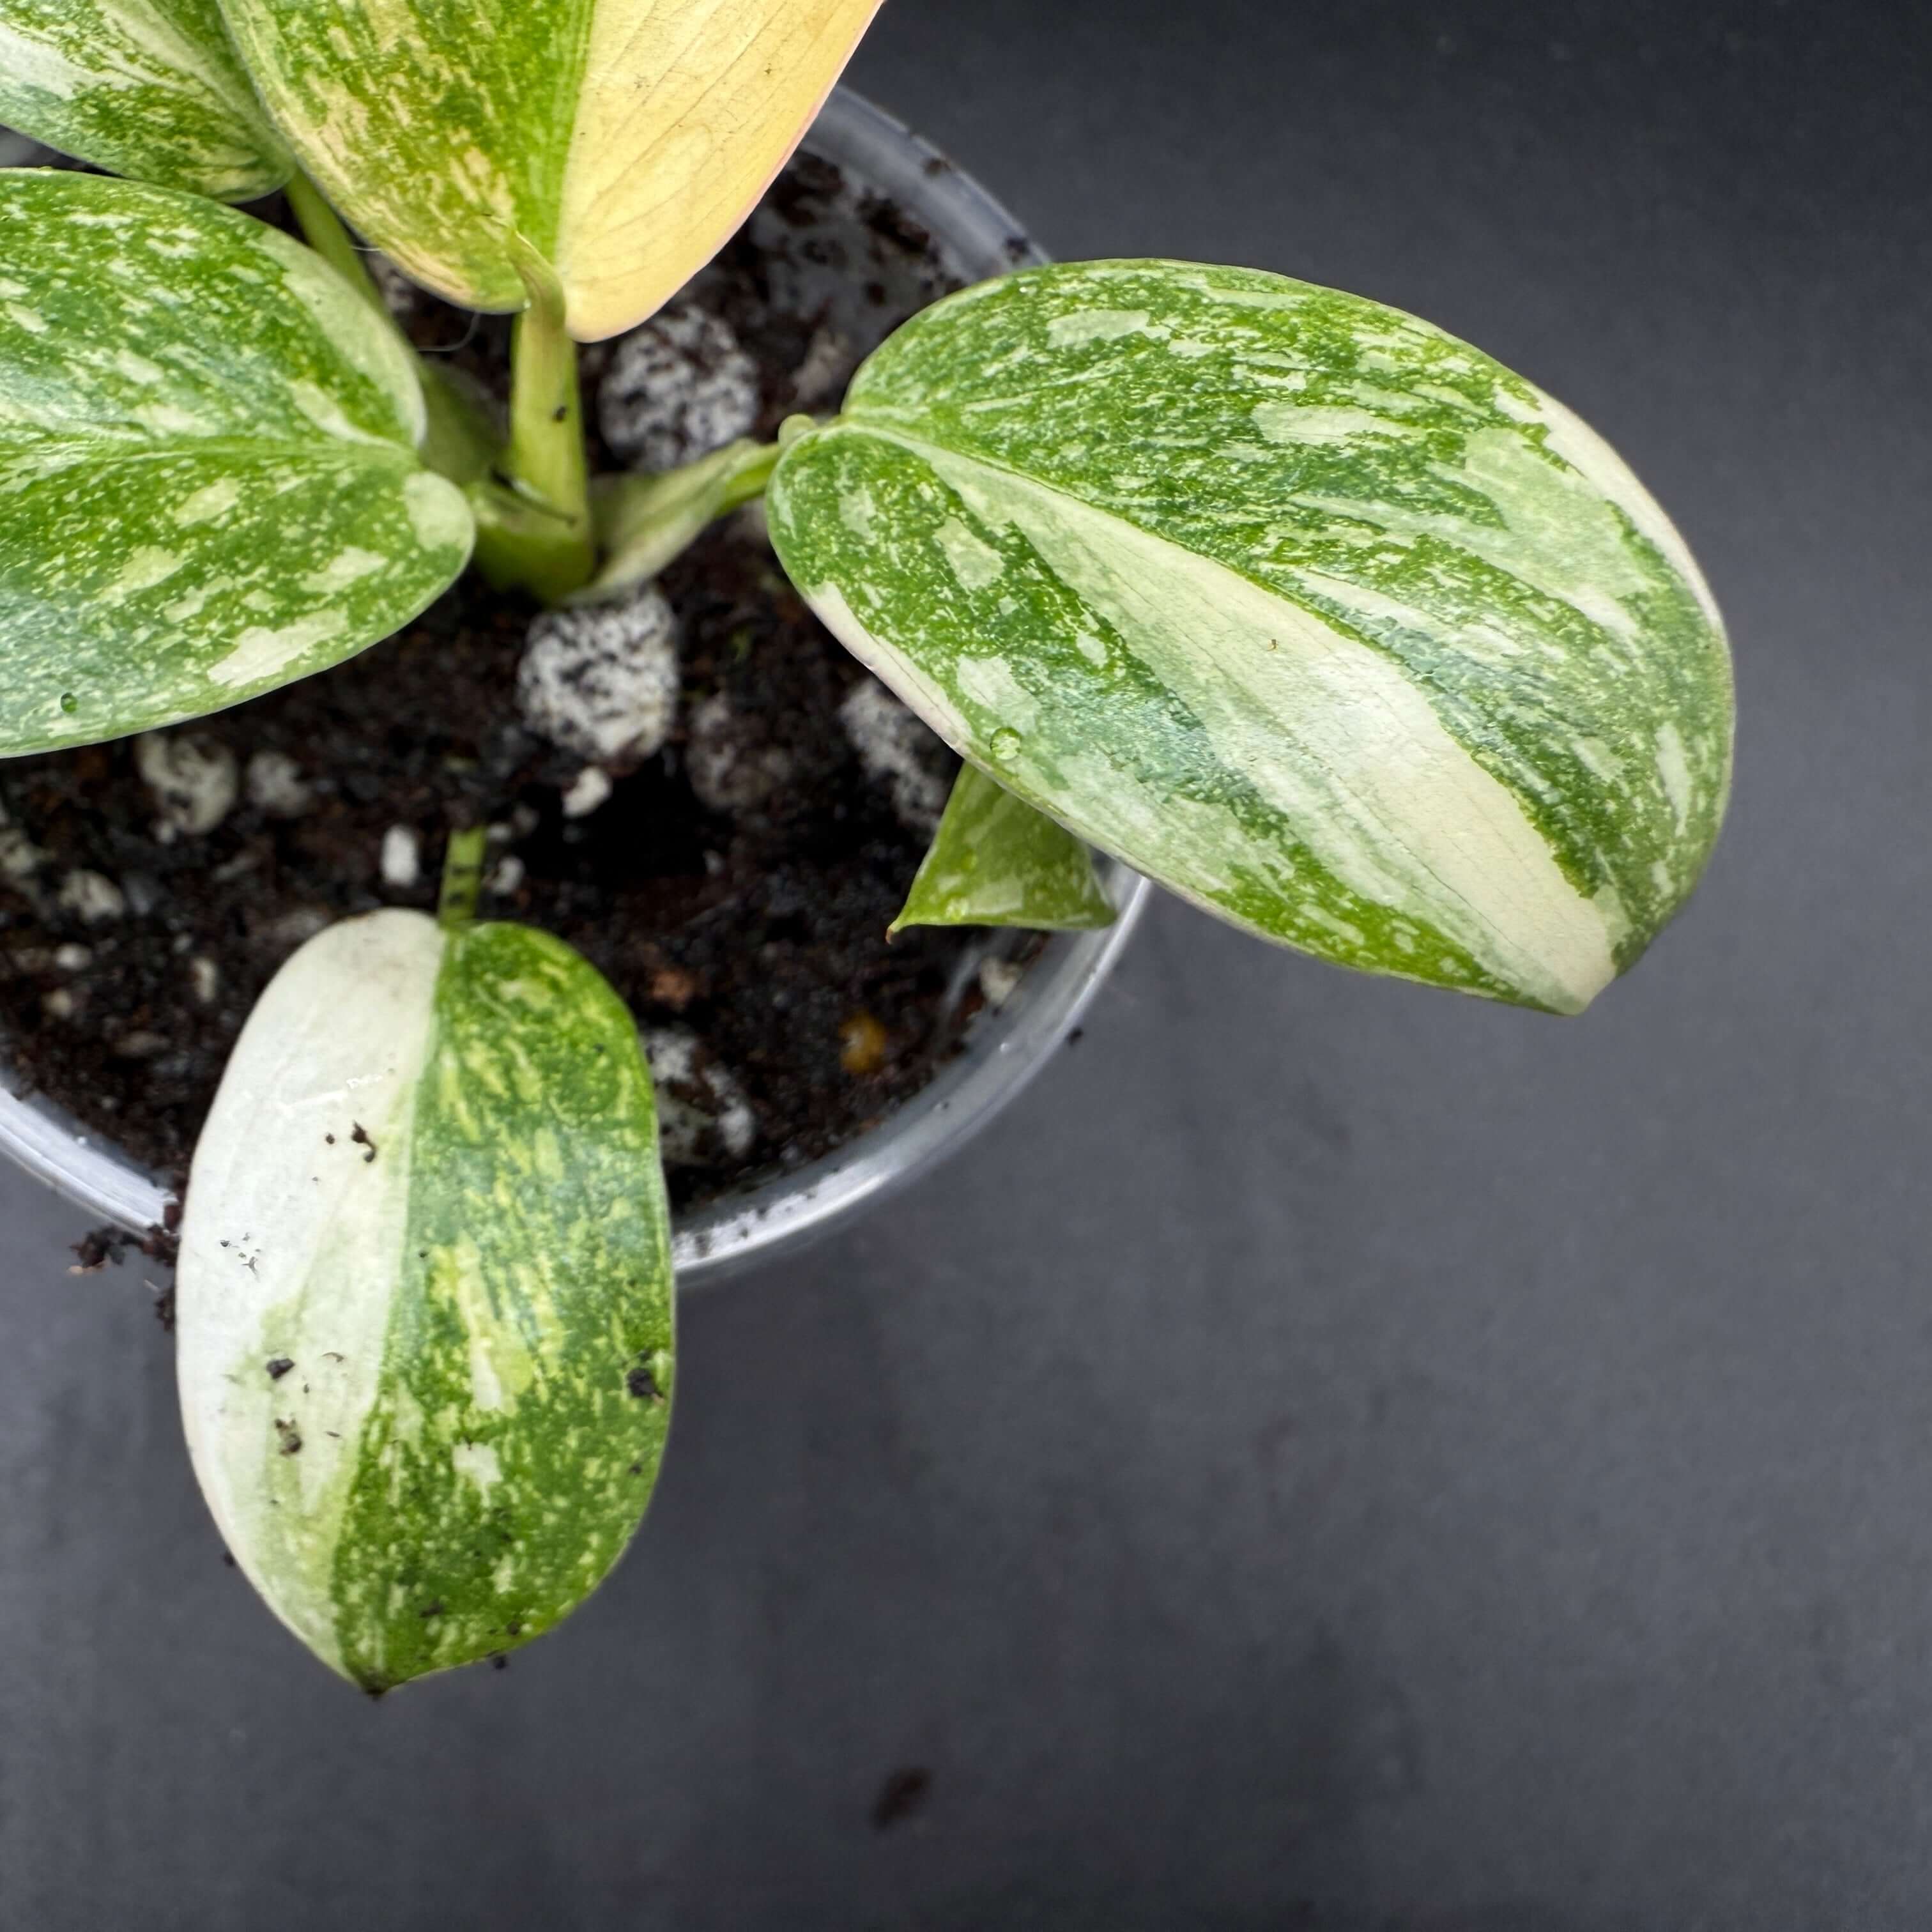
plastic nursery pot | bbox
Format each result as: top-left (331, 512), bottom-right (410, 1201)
top-left (0, 89), bottom-right (1152, 1285)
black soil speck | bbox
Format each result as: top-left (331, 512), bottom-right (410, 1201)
top-left (871, 1766), bottom-right (933, 1832)
top-left (274, 1418), bottom-right (302, 1455)
top-left (626, 1362), bottom-right (664, 1402)
top-left (350, 1123), bottom-right (377, 1163)
top-left (265, 1355), bottom-right (294, 1379)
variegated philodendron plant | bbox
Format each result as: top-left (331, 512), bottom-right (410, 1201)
top-left (0, 0), bottom-right (1733, 1690)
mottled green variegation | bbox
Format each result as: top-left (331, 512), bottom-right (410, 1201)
top-left (0, 171), bottom-right (472, 755)
top-left (178, 910), bottom-right (673, 1692)
top-left (768, 260), bottom-right (1734, 1014)
top-left (894, 764), bottom-right (1117, 934)
top-left (0, 0), bottom-right (290, 199)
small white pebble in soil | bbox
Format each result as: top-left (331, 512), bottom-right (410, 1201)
top-left (57, 869), bottom-right (125, 924)
top-left (562, 767), bottom-right (614, 819)
top-left (597, 302), bottom-right (760, 471)
top-left (978, 957), bottom-right (1024, 1009)
top-left (838, 680), bottom-right (950, 834)
top-left (53, 943), bottom-right (93, 973)
top-left (790, 325), bottom-right (854, 409)
top-left (379, 824), bottom-right (421, 889)
top-left (518, 585), bottom-right (681, 767)
top-left (42, 988), bottom-right (75, 1022)
top-left (0, 822), bottom-right (46, 884)
top-left (487, 854), bottom-right (526, 896)
top-left (686, 693), bottom-right (793, 815)
top-left (137, 731), bottom-right (238, 840)
top-left (112, 1031), bottom-right (169, 1061)
top-left (189, 955), bottom-right (220, 1005)
top-left (245, 750), bottom-right (314, 818)
top-left (643, 1026), bottom-right (758, 1167)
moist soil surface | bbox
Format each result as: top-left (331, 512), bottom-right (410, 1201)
top-left (0, 154), bottom-right (1021, 1213)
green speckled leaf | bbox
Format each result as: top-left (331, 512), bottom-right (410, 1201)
top-left (178, 909), bottom-right (674, 1692)
top-left (767, 260), bottom-right (1735, 1015)
top-left (0, 171), bottom-right (473, 756)
top-left (894, 763), bottom-right (1117, 934)
top-left (218, 0), bottom-right (881, 340)
top-left (0, 0), bottom-right (291, 199)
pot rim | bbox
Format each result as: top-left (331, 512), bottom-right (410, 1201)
top-left (0, 88), bottom-right (1153, 1284)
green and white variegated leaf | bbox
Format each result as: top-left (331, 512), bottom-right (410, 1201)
top-left (0, 0), bottom-right (290, 199)
top-left (894, 763), bottom-right (1117, 934)
top-left (178, 910), bottom-right (674, 1692)
top-left (0, 171), bottom-right (472, 755)
top-left (767, 261), bottom-right (1735, 1015)
top-left (218, 0), bottom-right (882, 341)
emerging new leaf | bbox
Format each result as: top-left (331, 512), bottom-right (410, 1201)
top-left (218, 0), bottom-right (883, 340)
top-left (768, 261), bottom-right (1735, 1014)
top-left (0, 171), bottom-right (473, 755)
top-left (894, 764), bottom-right (1117, 934)
top-left (177, 911), bottom-right (675, 1692)
top-left (0, 0), bottom-right (291, 199)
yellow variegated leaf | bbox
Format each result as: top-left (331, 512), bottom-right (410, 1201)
top-left (217, 0), bottom-right (883, 340)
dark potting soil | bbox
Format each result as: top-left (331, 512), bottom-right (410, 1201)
top-left (0, 154), bottom-right (1021, 1213)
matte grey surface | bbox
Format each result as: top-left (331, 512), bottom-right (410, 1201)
top-left (1, 1), bottom-right (1925, 1926)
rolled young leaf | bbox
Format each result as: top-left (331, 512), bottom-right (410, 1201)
top-left (767, 261), bottom-right (1735, 1015)
top-left (894, 763), bottom-right (1117, 935)
top-left (177, 910), bottom-right (675, 1691)
top-left (0, 0), bottom-right (291, 199)
top-left (0, 171), bottom-right (473, 755)
top-left (217, 0), bottom-right (883, 341)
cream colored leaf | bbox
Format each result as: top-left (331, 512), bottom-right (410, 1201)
top-left (217, 0), bottom-right (882, 339)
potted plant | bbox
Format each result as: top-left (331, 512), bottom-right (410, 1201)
top-left (0, 0), bottom-right (1733, 1692)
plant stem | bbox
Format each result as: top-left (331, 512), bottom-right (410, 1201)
top-left (285, 171), bottom-right (385, 312)
top-left (438, 826), bottom-right (488, 934)
top-left (471, 238), bottom-right (595, 604)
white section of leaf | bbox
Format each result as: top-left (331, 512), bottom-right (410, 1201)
top-left (177, 908), bottom-right (445, 1680)
top-left (206, 611), bottom-right (349, 689)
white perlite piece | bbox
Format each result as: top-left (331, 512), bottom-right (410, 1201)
top-left (189, 956), bottom-right (220, 1005)
top-left (978, 957), bottom-right (1024, 1009)
top-left (642, 1027), bottom-right (758, 1168)
top-left (686, 694), bottom-right (793, 815)
top-left (58, 870), bottom-right (125, 923)
top-left (488, 854), bottom-right (526, 896)
top-left (245, 751), bottom-right (314, 818)
top-left (597, 302), bottom-right (761, 471)
top-left (137, 732), bottom-right (238, 840)
top-left (838, 679), bottom-right (951, 834)
top-left (562, 767), bottom-right (614, 819)
top-left (518, 585), bottom-right (681, 767)
top-left (379, 825), bottom-right (421, 889)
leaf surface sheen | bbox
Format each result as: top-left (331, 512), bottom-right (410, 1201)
top-left (217, 0), bottom-right (883, 339)
top-left (176, 910), bottom-right (675, 1691)
top-left (767, 259), bottom-right (1736, 1013)
top-left (0, 171), bottom-right (472, 754)
top-left (0, 0), bottom-right (290, 199)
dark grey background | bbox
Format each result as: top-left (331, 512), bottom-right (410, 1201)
top-left (2, 1), bottom-right (1926, 1925)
